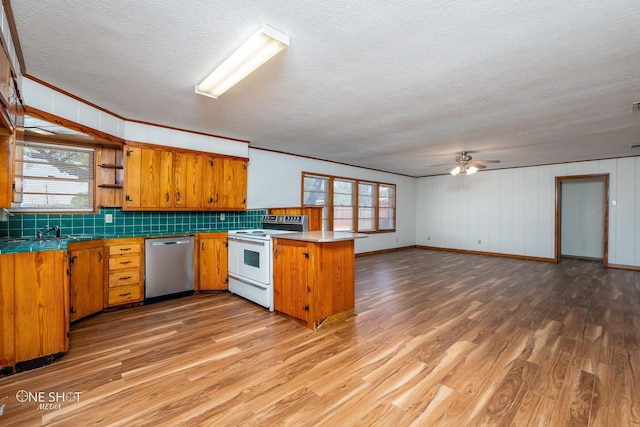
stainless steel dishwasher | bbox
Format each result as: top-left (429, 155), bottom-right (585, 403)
top-left (145, 235), bottom-right (195, 301)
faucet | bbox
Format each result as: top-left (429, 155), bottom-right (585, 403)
top-left (37, 225), bottom-right (61, 239)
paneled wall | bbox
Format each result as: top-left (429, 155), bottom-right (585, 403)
top-left (416, 157), bottom-right (640, 267)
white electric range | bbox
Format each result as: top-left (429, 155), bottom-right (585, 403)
top-left (227, 215), bottom-right (308, 311)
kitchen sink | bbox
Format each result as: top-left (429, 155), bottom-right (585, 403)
top-left (0, 234), bottom-right (96, 243)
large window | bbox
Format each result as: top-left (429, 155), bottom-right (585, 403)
top-left (303, 172), bottom-right (396, 233)
top-left (358, 182), bottom-right (376, 232)
top-left (303, 174), bottom-right (330, 230)
top-left (333, 178), bottom-right (355, 231)
top-left (13, 141), bottom-right (95, 212)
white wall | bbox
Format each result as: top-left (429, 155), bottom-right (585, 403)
top-left (416, 157), bottom-right (640, 267)
top-left (247, 148), bottom-right (417, 254)
top-left (21, 78), bottom-right (248, 158)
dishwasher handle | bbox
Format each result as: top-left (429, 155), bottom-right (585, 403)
top-left (150, 240), bottom-right (191, 246)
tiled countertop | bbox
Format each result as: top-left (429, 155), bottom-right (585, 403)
top-left (0, 230), bottom-right (228, 254)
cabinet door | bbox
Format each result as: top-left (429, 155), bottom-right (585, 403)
top-left (0, 254), bottom-right (15, 369)
top-left (0, 132), bottom-right (14, 208)
top-left (124, 146), bottom-right (142, 208)
top-left (174, 152), bottom-right (204, 208)
top-left (140, 148), bottom-right (161, 207)
top-left (273, 240), bottom-right (309, 321)
top-left (69, 245), bottom-right (104, 322)
top-left (139, 147), bottom-right (173, 208)
top-left (158, 150), bottom-right (173, 208)
top-left (216, 158), bottom-right (247, 209)
top-left (202, 157), bottom-right (216, 207)
top-left (14, 251), bottom-right (69, 362)
top-left (198, 234), bottom-right (228, 290)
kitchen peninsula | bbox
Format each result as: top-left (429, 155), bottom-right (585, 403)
top-left (273, 231), bottom-right (366, 330)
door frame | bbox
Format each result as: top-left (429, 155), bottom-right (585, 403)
top-left (554, 174), bottom-right (609, 266)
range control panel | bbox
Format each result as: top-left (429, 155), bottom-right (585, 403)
top-left (262, 215), bottom-right (308, 230)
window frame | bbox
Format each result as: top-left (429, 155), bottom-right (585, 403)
top-left (12, 139), bottom-right (97, 213)
top-left (302, 172), bottom-right (396, 233)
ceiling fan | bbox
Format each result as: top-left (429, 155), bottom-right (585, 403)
top-left (431, 151), bottom-right (501, 176)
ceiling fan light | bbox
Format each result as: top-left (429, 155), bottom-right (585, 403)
top-left (450, 166), bottom-right (461, 176)
top-left (195, 24), bottom-right (289, 99)
top-left (466, 165), bottom-right (478, 175)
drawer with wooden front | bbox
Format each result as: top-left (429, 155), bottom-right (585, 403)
top-left (108, 268), bottom-right (141, 287)
top-left (108, 243), bottom-right (141, 256)
top-left (104, 237), bottom-right (144, 307)
top-left (108, 284), bottom-right (142, 305)
top-left (108, 254), bottom-right (141, 270)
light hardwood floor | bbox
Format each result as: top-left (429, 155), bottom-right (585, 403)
top-left (1, 248), bottom-right (639, 426)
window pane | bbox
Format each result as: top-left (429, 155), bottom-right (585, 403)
top-left (303, 175), bottom-right (329, 230)
top-left (358, 182), bottom-right (376, 231)
top-left (334, 179), bottom-right (354, 231)
top-left (13, 141), bottom-right (94, 212)
top-left (378, 184), bottom-right (395, 230)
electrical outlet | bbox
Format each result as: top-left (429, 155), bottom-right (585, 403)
top-left (220, 213), bottom-right (225, 221)
top-left (105, 214), bottom-right (113, 224)
top-left (478, 239), bottom-right (482, 244)
top-left (427, 236), bottom-right (431, 241)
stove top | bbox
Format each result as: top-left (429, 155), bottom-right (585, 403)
top-left (228, 214), bottom-right (308, 240)
top-left (228, 228), bottom-right (299, 240)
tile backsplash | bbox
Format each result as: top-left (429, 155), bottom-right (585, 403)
top-left (0, 208), bottom-right (267, 238)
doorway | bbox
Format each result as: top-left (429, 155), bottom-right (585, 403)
top-left (555, 174), bottom-right (608, 266)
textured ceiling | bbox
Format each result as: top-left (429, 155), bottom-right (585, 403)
top-left (10, 0), bottom-right (640, 176)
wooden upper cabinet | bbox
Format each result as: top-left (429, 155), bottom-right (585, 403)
top-left (124, 142), bottom-right (247, 211)
top-left (0, 132), bottom-right (14, 208)
top-left (0, 47), bottom-right (10, 107)
top-left (124, 146), bottom-right (174, 209)
top-left (124, 146), bottom-right (142, 208)
top-left (216, 157), bottom-right (247, 209)
top-left (175, 152), bottom-right (205, 209)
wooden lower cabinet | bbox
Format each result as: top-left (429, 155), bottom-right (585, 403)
top-left (197, 233), bottom-right (228, 291)
top-left (0, 253), bottom-right (15, 372)
top-left (273, 238), bottom-right (355, 329)
top-left (69, 240), bottom-right (105, 322)
top-left (104, 237), bottom-right (144, 307)
top-left (1, 251), bottom-right (69, 374)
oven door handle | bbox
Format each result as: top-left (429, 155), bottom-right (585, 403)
top-left (228, 273), bottom-right (268, 290)
top-left (228, 237), bottom-right (266, 246)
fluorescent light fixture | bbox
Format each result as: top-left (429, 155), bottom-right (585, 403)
top-left (195, 24), bottom-right (289, 99)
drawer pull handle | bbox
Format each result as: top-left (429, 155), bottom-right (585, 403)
top-left (119, 292), bottom-right (132, 297)
top-left (119, 248), bottom-right (132, 251)
top-left (120, 261), bottom-right (131, 264)
top-left (119, 276), bottom-right (132, 280)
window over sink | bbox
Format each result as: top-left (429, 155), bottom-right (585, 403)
top-left (12, 140), bottom-right (95, 212)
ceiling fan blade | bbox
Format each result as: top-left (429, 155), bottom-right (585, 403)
top-left (429, 163), bottom-right (456, 167)
top-left (473, 159), bottom-right (501, 163)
